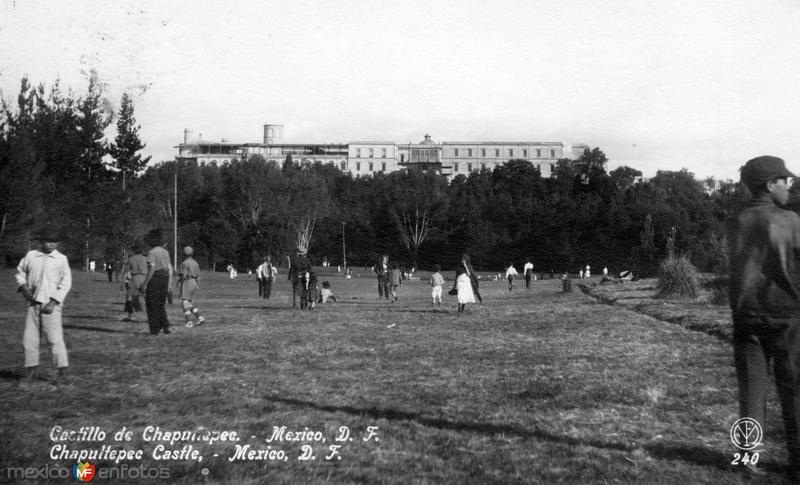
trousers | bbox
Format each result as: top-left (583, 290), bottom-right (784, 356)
top-left (23, 303), bottom-right (68, 368)
top-left (145, 270), bottom-right (170, 334)
top-left (734, 315), bottom-right (800, 467)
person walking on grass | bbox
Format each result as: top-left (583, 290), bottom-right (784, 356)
top-left (374, 254), bottom-right (390, 300)
top-left (461, 253), bottom-right (482, 304)
top-left (505, 262), bottom-right (519, 291)
top-left (288, 247), bottom-right (312, 309)
top-left (178, 246), bottom-right (205, 328)
top-left (430, 264), bottom-right (445, 307)
top-left (454, 262), bottom-right (475, 315)
top-left (140, 228), bottom-right (173, 335)
top-left (123, 242), bottom-right (147, 322)
top-left (523, 259), bottom-right (534, 288)
top-left (389, 263), bottom-right (402, 302)
top-left (729, 156), bottom-right (800, 479)
top-left (15, 226), bottom-right (72, 383)
top-left (256, 255), bottom-right (275, 299)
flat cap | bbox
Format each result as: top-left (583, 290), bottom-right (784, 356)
top-left (184, 246), bottom-right (194, 256)
top-left (741, 156), bottom-right (796, 185)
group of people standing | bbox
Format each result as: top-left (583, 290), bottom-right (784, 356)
top-left (373, 255), bottom-right (403, 302)
top-left (122, 228), bottom-right (205, 334)
top-left (374, 253), bottom-right (482, 316)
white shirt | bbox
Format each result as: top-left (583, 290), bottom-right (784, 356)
top-left (506, 266), bottom-right (519, 277)
top-left (15, 249), bottom-right (72, 304)
top-left (257, 262), bottom-right (273, 279)
top-left (523, 262), bottom-right (534, 274)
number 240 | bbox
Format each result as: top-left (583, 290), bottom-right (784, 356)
top-left (731, 452), bottom-right (759, 465)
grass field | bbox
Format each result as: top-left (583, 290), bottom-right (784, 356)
top-left (0, 268), bottom-right (789, 484)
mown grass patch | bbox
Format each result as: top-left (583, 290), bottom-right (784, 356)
top-left (0, 269), bottom-right (789, 483)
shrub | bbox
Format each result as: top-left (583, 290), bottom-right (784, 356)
top-left (656, 255), bottom-right (700, 299)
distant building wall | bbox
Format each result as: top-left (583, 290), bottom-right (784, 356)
top-left (176, 126), bottom-right (582, 179)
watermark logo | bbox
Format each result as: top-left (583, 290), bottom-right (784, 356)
top-left (72, 462), bottom-right (95, 482)
top-left (730, 417), bottom-right (763, 451)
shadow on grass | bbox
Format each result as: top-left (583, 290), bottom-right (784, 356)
top-left (385, 308), bottom-right (449, 314)
top-left (67, 315), bottom-right (119, 320)
top-left (224, 305), bottom-right (288, 310)
top-left (63, 324), bottom-right (134, 334)
top-left (265, 394), bottom-right (747, 473)
top-left (0, 369), bottom-right (21, 381)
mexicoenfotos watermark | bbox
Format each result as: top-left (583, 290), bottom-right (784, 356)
top-left (730, 417), bottom-right (764, 466)
top-left (7, 423), bottom-right (382, 481)
top-left (4, 463), bottom-right (170, 481)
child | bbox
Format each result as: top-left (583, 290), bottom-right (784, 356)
top-left (320, 281), bottom-right (337, 303)
top-left (430, 264), bottom-right (445, 307)
top-left (306, 272), bottom-right (318, 309)
top-left (123, 243), bottom-right (147, 322)
top-left (178, 246), bottom-right (205, 328)
top-left (389, 264), bottom-right (402, 302)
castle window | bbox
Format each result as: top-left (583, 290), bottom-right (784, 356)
top-left (551, 149), bottom-right (556, 158)
top-left (356, 148), bottom-right (361, 158)
top-left (369, 162), bottom-right (374, 171)
top-left (381, 148), bottom-right (387, 158)
top-left (381, 162), bottom-right (386, 172)
top-left (369, 148), bottom-right (374, 158)
top-left (453, 162), bottom-right (459, 172)
top-left (455, 148), bottom-right (459, 157)
top-left (468, 148), bottom-right (473, 157)
top-left (508, 149), bottom-right (514, 157)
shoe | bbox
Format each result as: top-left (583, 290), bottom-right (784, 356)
top-left (57, 367), bottom-right (72, 384)
top-left (162, 329), bottom-right (171, 334)
top-left (19, 367), bottom-right (38, 388)
top-left (196, 317), bottom-right (205, 326)
top-left (185, 322), bottom-right (194, 328)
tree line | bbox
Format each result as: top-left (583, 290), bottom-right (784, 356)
top-left (3, 76), bottom-right (785, 275)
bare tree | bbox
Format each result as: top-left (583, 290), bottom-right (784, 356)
top-left (293, 208), bottom-right (316, 254)
top-left (397, 205), bottom-right (431, 269)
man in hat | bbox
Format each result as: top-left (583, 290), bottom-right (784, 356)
top-left (14, 226), bottom-right (72, 381)
top-left (374, 254), bottom-right (390, 300)
top-left (177, 246), bottom-right (205, 328)
top-left (140, 228), bottom-right (173, 335)
top-left (288, 247), bottom-right (312, 309)
top-left (256, 255), bottom-right (275, 299)
top-left (729, 155), bottom-right (800, 477)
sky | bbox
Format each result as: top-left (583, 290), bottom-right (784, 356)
top-left (1, 0), bottom-right (799, 181)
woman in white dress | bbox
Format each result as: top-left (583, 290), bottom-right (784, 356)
top-left (455, 265), bottom-right (475, 315)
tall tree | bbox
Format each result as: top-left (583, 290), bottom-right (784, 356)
top-left (0, 78), bottom-right (43, 257)
top-left (109, 92), bottom-right (151, 191)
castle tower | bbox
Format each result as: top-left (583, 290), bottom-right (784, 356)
top-left (263, 124), bottom-right (284, 145)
